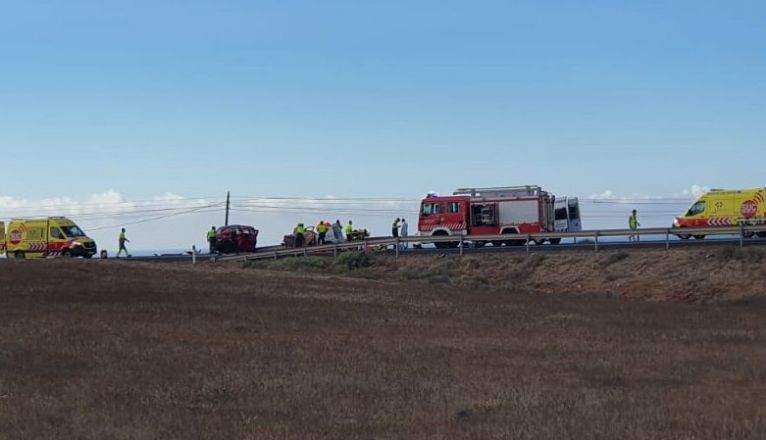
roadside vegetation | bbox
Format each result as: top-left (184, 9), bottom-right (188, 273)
top-left (251, 247), bottom-right (766, 303)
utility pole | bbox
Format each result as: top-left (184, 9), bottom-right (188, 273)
top-left (225, 191), bottom-right (230, 226)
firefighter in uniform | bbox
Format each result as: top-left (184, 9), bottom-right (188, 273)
top-left (117, 228), bottom-right (130, 258)
top-left (294, 223), bottom-right (306, 247)
top-left (207, 226), bottom-right (217, 253)
top-left (345, 220), bottom-right (353, 241)
top-left (317, 221), bottom-right (328, 245)
top-left (628, 209), bottom-right (640, 242)
top-left (392, 218), bottom-right (400, 238)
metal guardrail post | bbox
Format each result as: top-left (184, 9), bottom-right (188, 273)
top-left (333, 244), bottom-right (338, 260)
top-left (273, 252), bottom-right (278, 260)
top-left (665, 230), bottom-right (670, 250)
top-left (594, 232), bottom-right (599, 252)
top-left (395, 237), bottom-right (400, 258)
top-left (303, 247), bottom-right (307, 257)
top-left (459, 236), bottom-right (464, 257)
top-left (525, 235), bottom-right (530, 255)
top-left (740, 226), bottom-right (744, 249)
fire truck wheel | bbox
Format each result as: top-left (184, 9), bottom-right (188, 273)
top-left (473, 241), bottom-right (486, 248)
top-left (491, 241), bottom-right (503, 247)
top-left (14, 251), bottom-right (25, 259)
top-left (549, 238), bottom-right (562, 245)
top-left (677, 233), bottom-right (691, 240)
top-left (531, 239), bottom-right (545, 245)
top-left (502, 232), bottom-right (525, 246)
top-left (62, 249), bottom-right (72, 257)
top-left (757, 232), bottom-right (766, 238)
top-left (692, 235), bottom-right (705, 240)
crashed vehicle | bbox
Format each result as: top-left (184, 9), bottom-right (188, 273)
top-left (215, 225), bottom-right (258, 253)
top-left (283, 222), bottom-right (346, 248)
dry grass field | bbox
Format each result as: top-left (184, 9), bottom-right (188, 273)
top-left (1, 255), bottom-right (765, 439)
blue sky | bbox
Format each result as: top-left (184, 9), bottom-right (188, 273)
top-left (1, 1), bottom-right (765, 248)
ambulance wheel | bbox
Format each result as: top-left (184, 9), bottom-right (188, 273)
top-left (692, 235), bottom-right (705, 240)
top-left (549, 238), bottom-right (562, 245)
top-left (743, 231), bottom-right (755, 239)
top-left (14, 251), bottom-right (25, 259)
top-left (677, 233), bottom-right (691, 240)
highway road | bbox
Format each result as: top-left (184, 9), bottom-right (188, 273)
top-left (120, 235), bottom-right (766, 263)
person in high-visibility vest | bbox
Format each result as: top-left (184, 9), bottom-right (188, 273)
top-left (117, 228), bottom-right (130, 258)
top-left (294, 223), bottom-right (306, 247)
top-left (317, 221), bottom-right (328, 245)
top-left (345, 220), bottom-right (353, 241)
top-left (207, 226), bottom-right (217, 254)
top-left (628, 209), bottom-right (640, 242)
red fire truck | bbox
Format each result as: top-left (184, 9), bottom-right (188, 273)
top-left (418, 186), bottom-right (561, 248)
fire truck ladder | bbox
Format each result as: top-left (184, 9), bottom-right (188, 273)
top-left (453, 185), bottom-right (546, 198)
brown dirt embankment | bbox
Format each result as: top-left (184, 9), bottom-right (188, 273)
top-left (0, 259), bottom-right (765, 439)
top-left (257, 246), bottom-right (766, 303)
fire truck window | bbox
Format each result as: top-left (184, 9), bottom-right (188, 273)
top-left (49, 228), bottom-right (65, 240)
top-left (448, 202), bottom-right (460, 213)
top-left (422, 203), bottom-right (434, 215)
top-left (687, 201), bottom-right (706, 216)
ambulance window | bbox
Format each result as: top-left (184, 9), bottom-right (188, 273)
top-left (687, 201), bottom-right (706, 216)
top-left (50, 228), bottom-right (65, 240)
top-left (448, 202), bottom-right (461, 213)
top-left (555, 207), bottom-right (568, 220)
top-left (60, 225), bottom-right (85, 237)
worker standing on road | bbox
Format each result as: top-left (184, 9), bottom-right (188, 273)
top-left (333, 220), bottom-right (343, 241)
top-left (294, 223), bottom-right (305, 247)
top-left (400, 218), bottom-right (409, 250)
top-left (345, 220), bottom-right (353, 241)
top-left (207, 226), bottom-right (217, 254)
top-left (317, 221), bottom-right (328, 245)
top-left (392, 218), bottom-right (400, 238)
top-left (628, 209), bottom-right (640, 242)
top-left (117, 228), bottom-right (130, 258)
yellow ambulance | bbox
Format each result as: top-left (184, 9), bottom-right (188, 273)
top-left (673, 187), bottom-right (766, 239)
top-left (0, 217), bottom-right (98, 259)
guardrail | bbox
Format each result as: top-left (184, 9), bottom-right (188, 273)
top-left (216, 225), bottom-right (766, 263)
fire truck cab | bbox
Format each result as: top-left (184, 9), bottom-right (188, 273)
top-left (554, 196), bottom-right (582, 234)
top-left (418, 185), bottom-right (562, 248)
